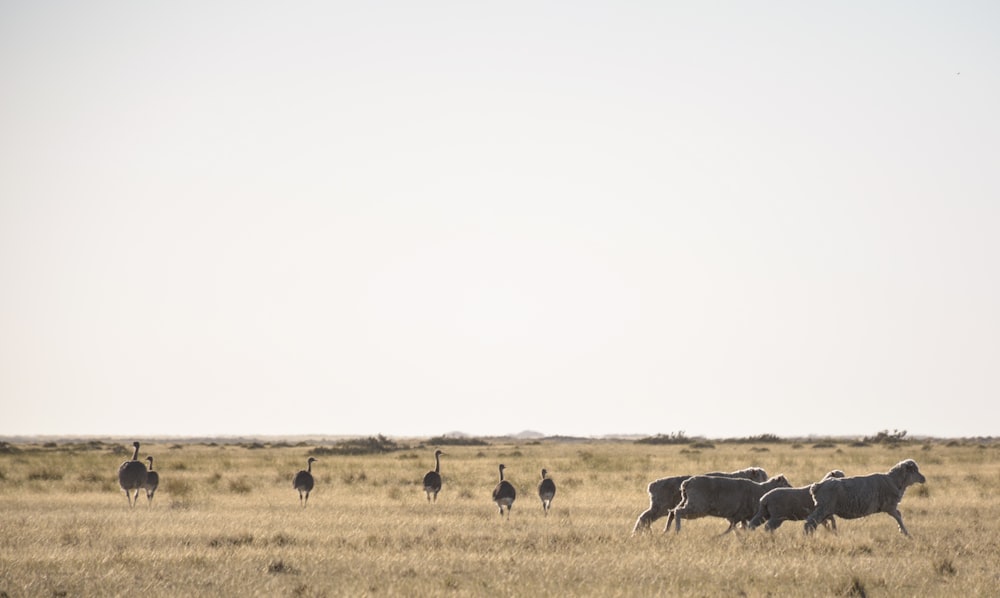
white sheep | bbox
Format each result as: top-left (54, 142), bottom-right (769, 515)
top-left (632, 467), bottom-right (768, 534)
top-left (805, 459), bottom-right (926, 536)
top-left (747, 470), bottom-right (845, 532)
top-left (672, 474), bottom-right (791, 534)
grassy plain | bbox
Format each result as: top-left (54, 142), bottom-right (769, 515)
top-left (1, 437), bottom-right (999, 597)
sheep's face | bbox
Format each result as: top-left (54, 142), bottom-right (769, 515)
top-left (769, 475), bottom-right (792, 488)
top-left (894, 459), bottom-right (926, 487)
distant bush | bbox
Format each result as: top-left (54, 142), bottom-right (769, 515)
top-left (426, 435), bottom-right (489, 446)
top-left (635, 432), bottom-right (691, 445)
top-left (0, 442), bottom-right (19, 454)
top-left (864, 429), bottom-right (909, 445)
top-left (309, 434), bottom-right (404, 456)
top-left (734, 434), bottom-right (783, 444)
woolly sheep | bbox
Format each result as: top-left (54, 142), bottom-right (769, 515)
top-left (672, 474), bottom-right (791, 534)
top-left (747, 470), bottom-right (845, 532)
top-left (632, 467), bottom-right (769, 534)
top-left (805, 459), bottom-right (926, 536)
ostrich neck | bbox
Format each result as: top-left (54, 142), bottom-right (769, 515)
top-left (435, 454), bottom-right (441, 474)
top-left (131, 445), bottom-right (140, 461)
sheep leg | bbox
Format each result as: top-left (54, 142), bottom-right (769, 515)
top-left (672, 508), bottom-right (684, 532)
top-left (663, 511), bottom-right (675, 533)
top-left (804, 505), bottom-right (831, 534)
top-left (888, 509), bottom-right (910, 536)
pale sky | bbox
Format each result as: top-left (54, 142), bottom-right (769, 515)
top-left (2, 2), bottom-right (998, 439)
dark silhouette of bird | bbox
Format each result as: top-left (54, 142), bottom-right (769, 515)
top-left (538, 468), bottom-right (556, 515)
top-left (117, 441), bottom-right (148, 507)
top-left (422, 449), bottom-right (444, 502)
top-left (143, 456), bottom-right (160, 505)
top-left (492, 463), bottom-right (516, 517)
top-left (293, 457), bottom-right (317, 507)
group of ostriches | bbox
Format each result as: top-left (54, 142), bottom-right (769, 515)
top-left (427, 452), bottom-right (556, 517)
top-left (119, 443), bottom-right (556, 515)
top-left (116, 441), bottom-right (159, 507)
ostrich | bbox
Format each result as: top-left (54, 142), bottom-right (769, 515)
top-left (293, 457), bottom-right (317, 507)
top-left (538, 468), bottom-right (556, 515)
top-left (143, 456), bottom-right (160, 505)
top-left (492, 464), bottom-right (516, 517)
top-left (422, 449), bottom-right (444, 502)
top-left (117, 441), bottom-right (148, 507)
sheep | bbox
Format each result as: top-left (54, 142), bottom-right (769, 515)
top-left (805, 459), bottom-right (926, 536)
top-left (672, 474), bottom-right (791, 534)
top-left (632, 467), bottom-right (768, 534)
top-left (747, 470), bottom-right (845, 532)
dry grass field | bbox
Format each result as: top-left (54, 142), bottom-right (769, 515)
top-left (1, 437), bottom-right (999, 597)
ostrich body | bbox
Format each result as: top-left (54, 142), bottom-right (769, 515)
top-left (538, 468), bottom-right (556, 515)
top-left (293, 457), bottom-right (317, 507)
top-left (422, 449), bottom-right (444, 502)
top-left (143, 456), bottom-right (159, 505)
top-left (117, 441), bottom-right (148, 507)
top-left (492, 464), bottom-right (516, 517)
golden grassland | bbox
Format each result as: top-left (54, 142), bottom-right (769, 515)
top-left (1, 438), bottom-right (999, 597)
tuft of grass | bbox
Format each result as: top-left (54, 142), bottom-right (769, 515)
top-left (935, 559), bottom-right (957, 576)
top-left (266, 559), bottom-right (294, 574)
top-left (165, 478), bottom-right (192, 497)
top-left (843, 576), bottom-right (868, 597)
top-left (208, 534), bottom-right (253, 548)
top-left (28, 470), bottom-right (63, 481)
top-left (228, 476), bottom-right (252, 494)
top-left (341, 471), bottom-right (368, 484)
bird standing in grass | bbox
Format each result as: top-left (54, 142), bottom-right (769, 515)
top-left (493, 463), bottom-right (516, 517)
top-left (538, 468), bottom-right (556, 515)
top-left (293, 457), bottom-right (317, 507)
top-left (423, 449), bottom-right (444, 502)
top-left (143, 456), bottom-right (160, 505)
top-left (118, 441), bottom-right (148, 508)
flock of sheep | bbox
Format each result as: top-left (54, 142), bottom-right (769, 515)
top-left (117, 441), bottom-right (927, 536)
top-left (632, 459), bottom-right (926, 536)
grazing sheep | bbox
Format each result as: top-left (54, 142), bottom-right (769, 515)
top-left (632, 467), bottom-right (769, 534)
top-left (672, 474), bottom-right (791, 534)
top-left (748, 470), bottom-right (845, 532)
top-left (805, 459), bottom-right (926, 536)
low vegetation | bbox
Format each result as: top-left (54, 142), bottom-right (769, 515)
top-left (1, 437), bottom-right (998, 596)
